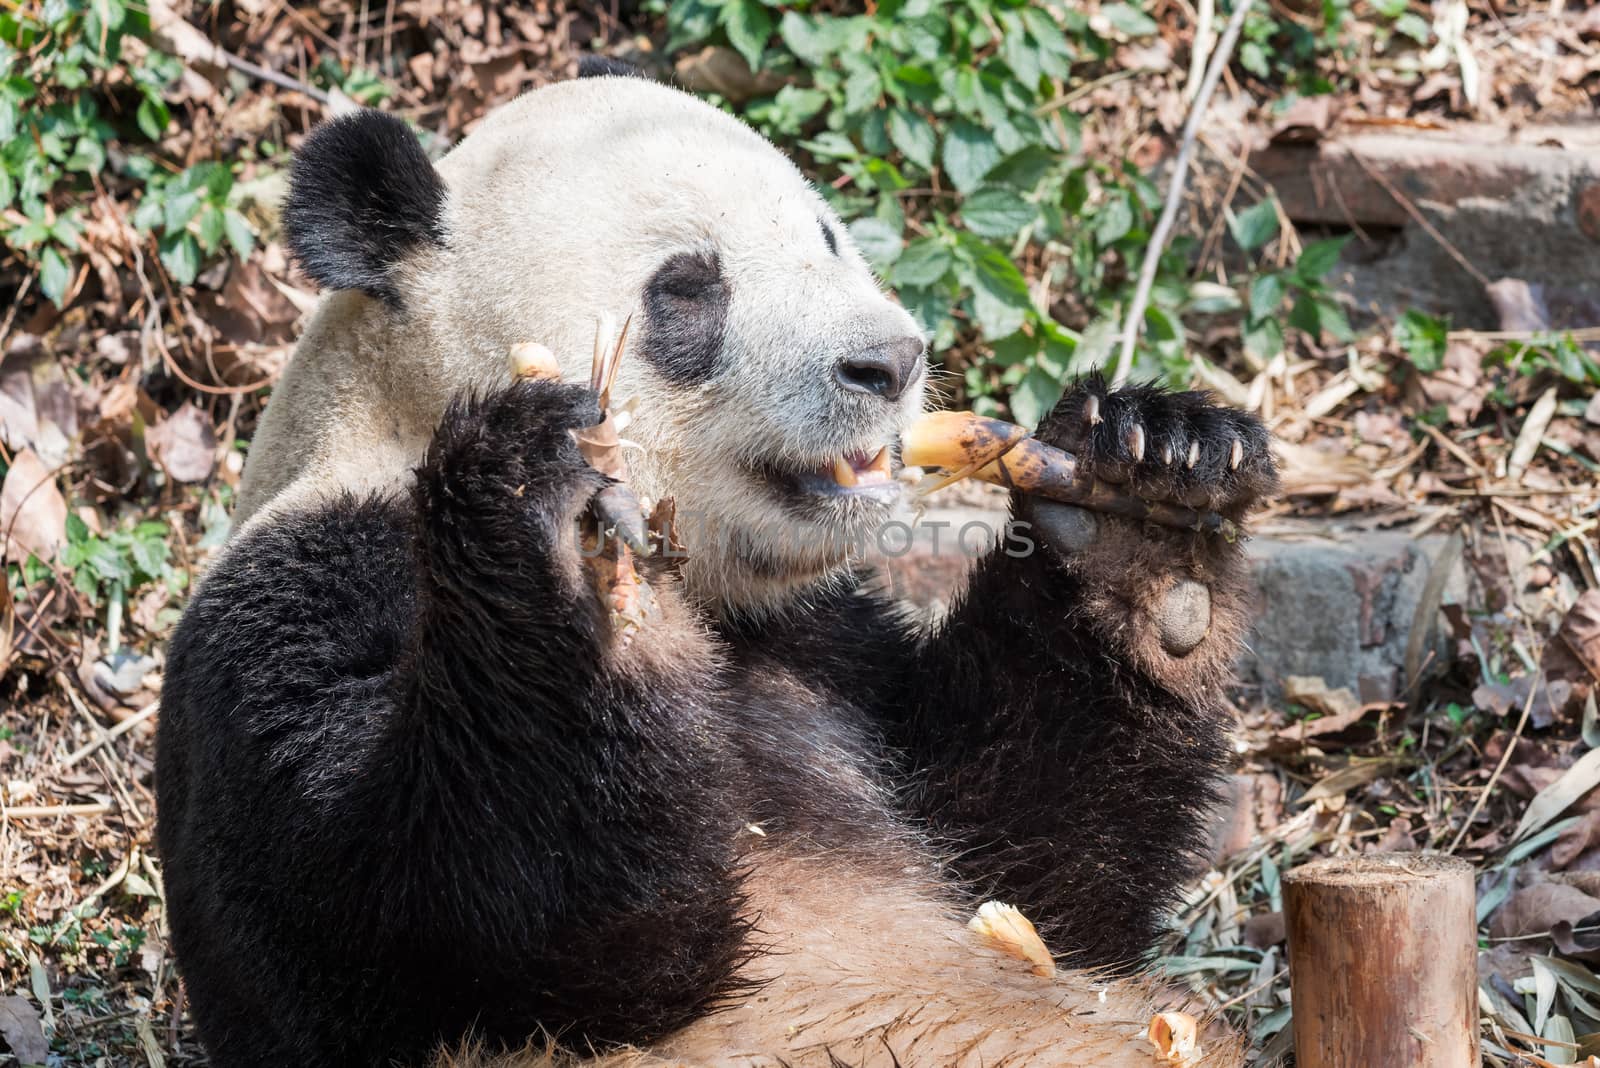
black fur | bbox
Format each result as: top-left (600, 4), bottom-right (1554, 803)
top-left (158, 382), bottom-right (760, 1065)
top-left (283, 110), bottom-right (447, 306)
top-left (819, 218), bottom-right (839, 256)
top-left (578, 55), bottom-right (647, 79)
top-left (640, 250), bottom-right (732, 385)
top-left (158, 377), bottom-right (1276, 1063)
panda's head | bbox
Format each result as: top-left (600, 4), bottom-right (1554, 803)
top-left (281, 67), bottom-right (926, 615)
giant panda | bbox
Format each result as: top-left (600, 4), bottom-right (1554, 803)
top-left (153, 60), bottom-right (1277, 1068)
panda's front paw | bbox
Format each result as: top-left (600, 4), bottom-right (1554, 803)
top-left (1035, 374), bottom-right (1277, 519)
top-left (415, 378), bottom-right (609, 541)
top-left (1022, 375), bottom-right (1277, 666)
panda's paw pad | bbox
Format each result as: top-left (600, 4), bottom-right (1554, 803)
top-left (1039, 376), bottom-right (1277, 516)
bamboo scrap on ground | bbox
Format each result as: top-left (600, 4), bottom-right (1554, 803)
top-left (1285, 852), bottom-right (1478, 1068)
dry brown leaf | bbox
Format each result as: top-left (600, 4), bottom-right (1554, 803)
top-left (1554, 591), bottom-right (1600, 687)
top-left (1513, 747), bottom-right (1600, 844)
top-left (1276, 676), bottom-right (1386, 741)
top-left (0, 449), bottom-right (67, 563)
top-left (967, 901), bottom-right (1055, 978)
top-left (145, 404), bottom-right (218, 484)
top-left (0, 995), bottom-right (47, 1066)
top-left (1489, 881), bottom-right (1600, 940)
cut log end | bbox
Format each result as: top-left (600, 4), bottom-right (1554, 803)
top-left (1285, 851), bottom-right (1478, 1068)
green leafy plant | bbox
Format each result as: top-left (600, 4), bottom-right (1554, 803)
top-left (0, 0), bottom-right (191, 305)
top-left (663, 0), bottom-right (1368, 419)
top-left (129, 161), bottom-right (256, 285)
top-left (1236, 224), bottom-right (1353, 364)
top-left (1395, 308), bottom-right (1449, 372)
top-left (59, 513), bottom-right (185, 607)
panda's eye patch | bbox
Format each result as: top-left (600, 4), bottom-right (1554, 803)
top-left (819, 219), bottom-right (839, 256)
top-left (652, 251), bottom-right (725, 299)
top-left (641, 250), bottom-right (731, 386)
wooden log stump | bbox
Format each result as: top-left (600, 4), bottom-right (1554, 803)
top-left (1285, 852), bottom-right (1477, 1068)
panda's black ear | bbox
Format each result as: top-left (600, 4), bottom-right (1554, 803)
top-left (578, 55), bottom-right (647, 79)
top-left (283, 110), bottom-right (446, 307)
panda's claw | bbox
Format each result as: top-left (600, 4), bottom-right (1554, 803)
top-left (1126, 424), bottom-right (1145, 464)
top-left (1228, 438), bottom-right (1243, 471)
top-left (1084, 394), bottom-right (1102, 427)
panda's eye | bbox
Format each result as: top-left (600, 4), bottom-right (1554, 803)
top-left (819, 219), bottom-right (839, 256)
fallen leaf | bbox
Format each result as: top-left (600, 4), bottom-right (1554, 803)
top-left (1554, 810), bottom-right (1600, 870)
top-left (1242, 911), bottom-right (1286, 949)
top-left (1553, 911), bottom-right (1600, 963)
top-left (1508, 386), bottom-right (1559, 483)
top-left (0, 449), bottom-right (67, 563)
top-left (1277, 676), bottom-right (1385, 741)
top-left (145, 404), bottom-right (217, 483)
top-left (1554, 591), bottom-right (1600, 687)
top-left (0, 995), bottom-right (47, 1066)
top-left (1490, 881), bottom-right (1600, 940)
top-left (1514, 747), bottom-right (1600, 844)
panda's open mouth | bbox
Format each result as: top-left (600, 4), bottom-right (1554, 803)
top-left (759, 445), bottom-right (901, 504)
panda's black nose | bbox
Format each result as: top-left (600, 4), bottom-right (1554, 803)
top-left (834, 338), bottom-right (925, 402)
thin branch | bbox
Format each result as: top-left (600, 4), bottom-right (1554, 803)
top-left (1111, 0), bottom-right (1256, 388)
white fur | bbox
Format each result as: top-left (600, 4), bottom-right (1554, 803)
top-left (241, 75), bottom-right (924, 612)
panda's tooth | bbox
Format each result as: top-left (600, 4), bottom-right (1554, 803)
top-left (832, 456), bottom-right (859, 488)
top-left (866, 445), bottom-right (892, 478)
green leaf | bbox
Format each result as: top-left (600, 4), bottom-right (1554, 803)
top-left (1294, 235), bottom-right (1350, 282)
top-left (163, 190), bottom-right (201, 233)
top-left (893, 236), bottom-right (952, 287)
top-left (887, 108), bottom-right (936, 171)
top-left (843, 67), bottom-right (882, 115)
top-left (1244, 316), bottom-right (1283, 364)
top-left (971, 287), bottom-right (1027, 342)
top-left (1186, 281), bottom-right (1243, 315)
top-left (941, 120), bottom-right (1000, 195)
top-left (1394, 12), bottom-right (1431, 44)
top-left (848, 216), bottom-right (903, 271)
top-left (778, 11), bottom-right (832, 66)
top-left (39, 244), bottom-right (72, 307)
top-left (1314, 296), bottom-right (1353, 342)
top-left (159, 231), bottom-right (201, 285)
top-left (1092, 191), bottom-right (1133, 245)
top-left (1240, 41), bottom-right (1270, 79)
top-left (1395, 309), bottom-right (1448, 372)
top-left (1288, 293), bottom-right (1321, 336)
top-left (1101, 3), bottom-right (1158, 37)
top-left (722, 0), bottom-right (774, 71)
top-left (1229, 197), bottom-right (1280, 251)
top-left (961, 187), bottom-right (1034, 239)
top-left (1248, 272), bottom-right (1287, 321)
top-left (1010, 366), bottom-right (1063, 428)
top-left (196, 204), bottom-right (224, 252)
top-left (959, 237), bottom-right (1034, 340)
top-left (222, 208), bottom-right (255, 260)
top-left (136, 95), bottom-right (168, 140)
